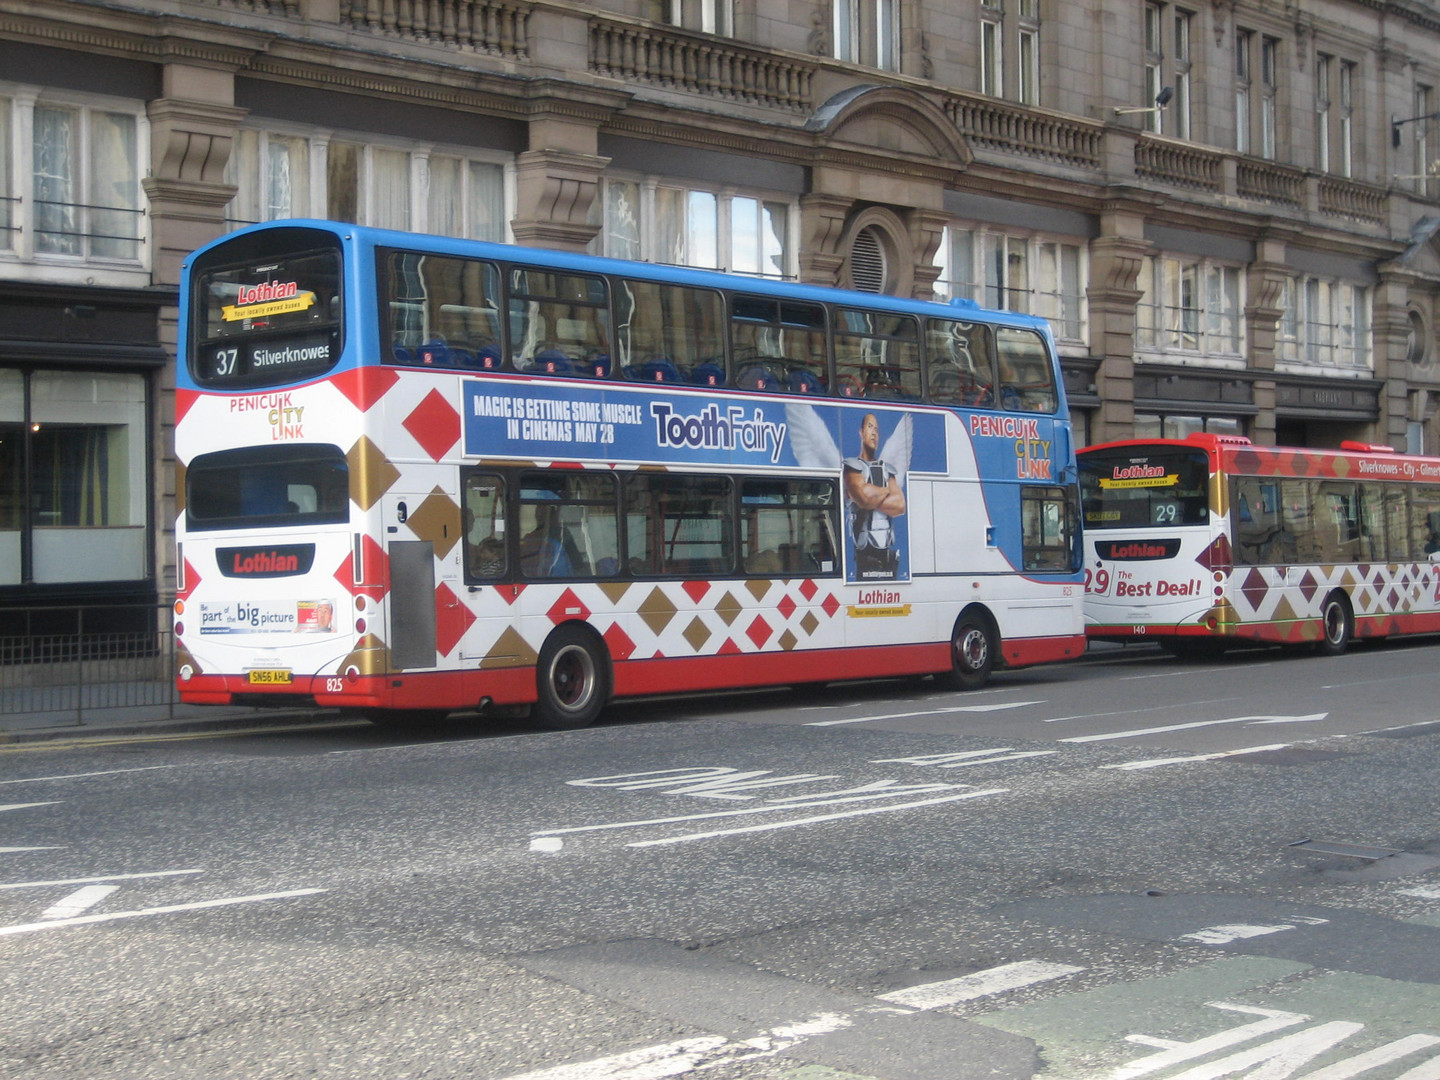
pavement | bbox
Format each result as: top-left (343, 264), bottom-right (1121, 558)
top-left (0, 700), bottom-right (352, 745)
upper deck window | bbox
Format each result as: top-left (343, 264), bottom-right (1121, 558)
top-left (382, 250), bottom-right (503, 369)
top-left (508, 268), bottom-right (611, 378)
top-left (190, 231), bottom-right (343, 388)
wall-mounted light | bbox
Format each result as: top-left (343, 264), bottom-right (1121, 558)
top-left (1115, 86), bottom-right (1174, 116)
top-left (1393, 111), bottom-right (1440, 148)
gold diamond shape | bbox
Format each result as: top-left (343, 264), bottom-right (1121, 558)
top-left (639, 587), bottom-right (678, 635)
top-left (746, 578), bottom-right (772, 601)
top-left (482, 626), bottom-right (537, 669)
top-left (715, 591), bottom-right (743, 626)
top-left (348, 435), bottom-right (401, 511)
top-left (406, 487), bottom-right (463, 558)
top-left (800, 611), bottom-right (820, 636)
top-left (778, 629), bottom-right (798, 651)
top-left (683, 616), bottom-right (712, 651)
top-left (599, 582), bottom-right (632, 605)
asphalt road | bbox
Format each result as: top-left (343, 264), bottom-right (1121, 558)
top-left (3, 639), bottom-right (1440, 1080)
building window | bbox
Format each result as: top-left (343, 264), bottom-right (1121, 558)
top-left (1235, 28), bottom-right (1252, 154)
top-left (1275, 276), bottom-right (1372, 371)
top-left (1134, 414), bottom-right (1245, 440)
top-left (1339, 61), bottom-right (1355, 177)
top-left (0, 90), bottom-right (147, 269)
top-left (1136, 256), bottom-right (1245, 358)
top-left (593, 177), bottom-right (794, 279)
top-left (834, 0), bottom-right (900, 71)
top-left (1316, 54), bottom-right (1331, 172)
top-left (1172, 10), bottom-right (1192, 139)
top-left (667, 0), bottom-right (733, 35)
top-left (226, 128), bottom-right (508, 240)
top-left (1415, 85), bottom-right (1435, 197)
top-left (934, 225), bottom-right (1087, 345)
top-left (1260, 35), bottom-right (1279, 159)
top-left (0, 369), bottom-right (149, 586)
top-left (1143, 4), bottom-right (1164, 135)
top-left (980, 0), bottom-right (1040, 103)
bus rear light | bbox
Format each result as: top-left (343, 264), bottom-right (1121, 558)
top-left (345, 666), bottom-right (360, 683)
top-left (174, 599), bottom-right (185, 615)
top-left (1213, 571), bottom-right (1225, 581)
top-left (1205, 616), bottom-right (1218, 629)
top-left (355, 594), bottom-right (366, 611)
top-left (174, 622), bottom-right (185, 637)
top-left (355, 618), bottom-right (366, 634)
top-left (1213, 586), bottom-right (1223, 597)
top-left (179, 665), bottom-right (194, 682)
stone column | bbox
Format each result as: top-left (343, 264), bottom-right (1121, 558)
top-left (1245, 232), bottom-right (1292, 445)
top-left (1087, 193), bottom-right (1158, 441)
top-left (906, 207), bottom-right (951, 301)
top-left (510, 96), bottom-right (617, 252)
top-left (797, 193), bottom-right (854, 287)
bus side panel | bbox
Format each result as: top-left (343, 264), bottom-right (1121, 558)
top-left (389, 540), bottom-right (438, 669)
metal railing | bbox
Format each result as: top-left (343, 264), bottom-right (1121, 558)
top-left (0, 603), bottom-right (177, 727)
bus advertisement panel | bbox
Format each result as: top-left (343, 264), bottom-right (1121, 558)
top-left (1079, 433), bottom-right (1440, 656)
top-left (174, 221), bottom-right (1084, 728)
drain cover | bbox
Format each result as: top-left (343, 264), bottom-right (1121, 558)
top-left (1287, 839), bottom-right (1401, 860)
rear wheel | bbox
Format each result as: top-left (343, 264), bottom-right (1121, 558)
top-left (533, 626), bottom-right (609, 729)
top-left (1316, 592), bottom-right (1353, 656)
top-left (941, 612), bottom-right (995, 690)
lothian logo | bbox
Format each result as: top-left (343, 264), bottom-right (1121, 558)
top-left (235, 281), bottom-right (299, 306)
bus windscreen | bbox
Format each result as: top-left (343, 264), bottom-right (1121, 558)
top-left (1079, 448), bottom-right (1210, 529)
top-left (186, 444), bottom-right (350, 531)
top-left (191, 243), bottom-right (343, 389)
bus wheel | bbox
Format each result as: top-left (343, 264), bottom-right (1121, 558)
top-left (1317, 593), bottom-right (1353, 656)
top-left (533, 626), bottom-right (610, 729)
top-left (942, 612), bottom-right (995, 691)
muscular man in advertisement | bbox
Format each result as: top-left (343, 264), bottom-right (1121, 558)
top-left (844, 412), bottom-right (907, 579)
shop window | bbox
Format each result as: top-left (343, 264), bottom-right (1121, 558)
top-left (0, 369), bottom-right (148, 586)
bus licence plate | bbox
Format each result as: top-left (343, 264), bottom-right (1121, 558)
top-left (248, 669), bottom-right (292, 685)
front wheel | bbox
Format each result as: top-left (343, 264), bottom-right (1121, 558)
top-left (940, 613), bottom-right (996, 691)
top-left (533, 626), bottom-right (610, 729)
top-left (1316, 592), bottom-right (1353, 656)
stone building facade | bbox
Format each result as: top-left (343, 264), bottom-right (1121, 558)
top-left (3, 0), bottom-right (1440, 616)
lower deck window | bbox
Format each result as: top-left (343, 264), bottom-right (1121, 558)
top-left (1021, 485), bottom-right (1078, 571)
top-left (186, 444), bottom-right (350, 531)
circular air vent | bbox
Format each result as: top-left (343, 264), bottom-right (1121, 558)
top-left (850, 226), bottom-right (888, 293)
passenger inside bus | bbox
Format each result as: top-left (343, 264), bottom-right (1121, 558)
top-left (520, 506), bottom-right (581, 577)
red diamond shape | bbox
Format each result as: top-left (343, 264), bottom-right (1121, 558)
top-left (498, 584), bottom-right (526, 606)
top-left (682, 580), bottom-right (710, 604)
top-left (746, 615), bottom-right (772, 648)
top-left (403, 388), bottom-right (462, 461)
top-left (777, 595), bottom-right (797, 620)
top-left (718, 638), bottom-right (742, 655)
top-left (547, 587), bottom-right (591, 625)
top-left (604, 622), bottom-right (636, 661)
top-left (175, 389), bottom-right (200, 427)
top-left (334, 535), bottom-right (389, 601)
top-left (434, 582), bottom-right (476, 656)
top-left (798, 579), bottom-right (818, 601)
top-left (331, 367), bottom-right (401, 412)
top-left (821, 593), bottom-right (841, 618)
top-left (177, 557), bottom-right (202, 602)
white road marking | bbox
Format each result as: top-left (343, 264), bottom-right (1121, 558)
top-left (1299, 1036), bottom-right (1440, 1080)
top-left (1102, 744), bottom-right (1291, 770)
top-left (497, 960), bottom-right (1075, 1080)
top-left (0, 766), bottom-right (176, 786)
top-left (876, 960), bottom-right (1083, 1010)
top-left (625, 788), bottom-right (1009, 848)
top-left (1398, 885), bottom-right (1440, 899)
top-left (530, 837), bottom-right (563, 853)
top-left (0, 802), bottom-right (60, 813)
top-left (806, 701), bottom-right (1044, 726)
top-left (0, 888), bottom-right (327, 936)
top-left (1177, 918), bottom-right (1327, 945)
top-left (1045, 696), bottom-right (1245, 723)
top-left (0, 847), bottom-right (64, 854)
top-left (1112, 1003), bottom-right (1312, 1079)
top-left (534, 782), bottom-right (970, 838)
top-left (1060, 713), bottom-right (1328, 744)
top-left (40, 884), bottom-right (119, 920)
top-left (0, 869), bottom-right (204, 890)
top-left (873, 748), bottom-right (1060, 768)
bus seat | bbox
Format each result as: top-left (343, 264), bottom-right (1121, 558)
top-left (392, 345), bottom-right (414, 365)
top-left (836, 374), bottom-right (863, 398)
top-left (476, 345), bottom-right (502, 370)
top-left (449, 347), bottom-right (477, 368)
top-left (588, 353), bottom-right (611, 378)
top-left (736, 363), bottom-right (775, 391)
top-left (929, 369), bottom-right (961, 404)
top-left (417, 340), bottom-right (450, 366)
top-left (788, 369), bottom-right (823, 394)
top-left (690, 362), bottom-right (724, 387)
top-left (640, 357), bottom-right (680, 383)
top-left (531, 348), bottom-right (572, 374)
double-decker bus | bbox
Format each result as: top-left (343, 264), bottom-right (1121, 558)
top-left (1079, 432), bottom-right (1440, 656)
top-left (173, 220), bottom-right (1084, 728)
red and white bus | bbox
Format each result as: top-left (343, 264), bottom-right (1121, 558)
top-left (173, 220), bottom-right (1085, 728)
top-left (1079, 433), bottom-right (1440, 655)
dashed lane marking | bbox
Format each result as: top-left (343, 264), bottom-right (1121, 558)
top-left (805, 701), bottom-right (1045, 726)
top-left (0, 869), bottom-right (204, 890)
top-left (1059, 714), bottom-right (1328, 744)
top-left (876, 960), bottom-right (1083, 1010)
top-left (0, 888), bottom-right (327, 936)
top-left (1101, 744), bottom-right (1291, 770)
top-left (0, 802), bottom-right (60, 813)
top-left (0, 766), bottom-right (177, 786)
top-left (40, 885), bottom-right (119, 920)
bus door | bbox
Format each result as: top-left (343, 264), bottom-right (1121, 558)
top-left (384, 493), bottom-right (439, 670)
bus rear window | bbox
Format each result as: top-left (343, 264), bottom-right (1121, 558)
top-left (1079, 449), bottom-right (1210, 529)
top-left (191, 241), bottom-right (342, 388)
top-left (186, 444), bottom-right (350, 531)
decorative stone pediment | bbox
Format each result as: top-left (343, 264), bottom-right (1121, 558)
top-left (807, 85), bottom-right (971, 168)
